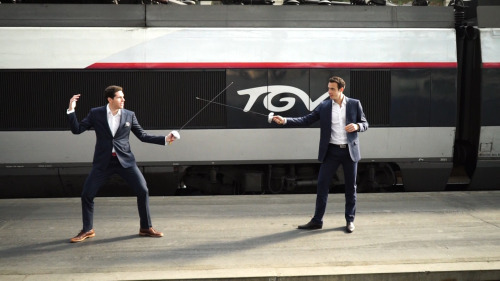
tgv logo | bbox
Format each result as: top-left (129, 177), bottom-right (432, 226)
top-left (237, 85), bottom-right (329, 113)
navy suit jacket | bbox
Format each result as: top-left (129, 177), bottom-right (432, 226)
top-left (68, 106), bottom-right (165, 170)
top-left (286, 97), bottom-right (368, 163)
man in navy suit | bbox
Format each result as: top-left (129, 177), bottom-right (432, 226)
top-left (273, 76), bottom-right (368, 233)
top-left (67, 85), bottom-right (177, 243)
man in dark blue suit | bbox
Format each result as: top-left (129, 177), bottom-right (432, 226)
top-left (67, 85), bottom-right (177, 243)
top-left (273, 76), bottom-right (368, 233)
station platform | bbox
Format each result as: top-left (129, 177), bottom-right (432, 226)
top-left (0, 191), bottom-right (499, 281)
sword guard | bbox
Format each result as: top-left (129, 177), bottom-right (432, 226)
top-left (268, 112), bottom-right (274, 124)
top-left (170, 130), bottom-right (180, 140)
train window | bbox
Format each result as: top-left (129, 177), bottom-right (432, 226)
top-left (0, 70), bottom-right (226, 131)
top-left (350, 70), bottom-right (391, 127)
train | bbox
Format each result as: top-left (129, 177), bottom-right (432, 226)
top-left (0, 1), bottom-right (499, 197)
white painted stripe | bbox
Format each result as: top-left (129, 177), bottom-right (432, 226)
top-left (0, 27), bottom-right (457, 69)
top-left (480, 28), bottom-right (500, 66)
top-left (0, 127), bottom-right (455, 165)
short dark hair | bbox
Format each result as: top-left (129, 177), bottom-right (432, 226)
top-left (328, 76), bottom-right (345, 90)
top-left (104, 85), bottom-right (123, 100)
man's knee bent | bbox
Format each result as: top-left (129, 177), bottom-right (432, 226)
top-left (134, 185), bottom-right (149, 198)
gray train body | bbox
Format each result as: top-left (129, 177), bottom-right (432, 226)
top-left (0, 2), bottom-right (499, 197)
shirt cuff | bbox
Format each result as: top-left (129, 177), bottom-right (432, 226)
top-left (67, 109), bottom-right (75, 114)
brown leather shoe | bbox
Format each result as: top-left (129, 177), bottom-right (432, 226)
top-left (298, 220), bottom-right (323, 230)
top-left (70, 229), bottom-right (95, 243)
top-left (139, 227), bottom-right (163, 237)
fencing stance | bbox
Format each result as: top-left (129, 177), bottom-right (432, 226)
top-left (67, 85), bottom-right (178, 243)
top-left (272, 76), bottom-right (368, 233)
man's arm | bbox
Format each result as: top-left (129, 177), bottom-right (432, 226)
top-left (346, 101), bottom-right (368, 133)
top-left (130, 113), bottom-right (179, 146)
top-left (66, 94), bottom-right (92, 134)
top-left (271, 101), bottom-right (324, 126)
top-left (67, 94), bottom-right (80, 113)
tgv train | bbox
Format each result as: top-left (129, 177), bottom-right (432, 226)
top-left (0, 2), bottom-right (499, 197)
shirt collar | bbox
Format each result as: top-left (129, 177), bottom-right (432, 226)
top-left (106, 104), bottom-right (121, 116)
top-left (332, 93), bottom-right (347, 107)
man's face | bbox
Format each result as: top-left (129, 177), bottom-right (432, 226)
top-left (108, 90), bottom-right (125, 110)
top-left (328, 82), bottom-right (343, 101)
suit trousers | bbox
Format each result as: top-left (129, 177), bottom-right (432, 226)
top-left (312, 144), bottom-right (357, 224)
top-left (81, 156), bottom-right (152, 231)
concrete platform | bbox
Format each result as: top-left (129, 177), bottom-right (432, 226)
top-left (0, 191), bottom-right (499, 281)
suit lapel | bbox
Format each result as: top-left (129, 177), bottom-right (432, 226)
top-left (344, 97), bottom-right (352, 123)
top-left (115, 109), bottom-right (126, 136)
top-left (322, 99), bottom-right (332, 132)
top-left (326, 99), bottom-right (332, 125)
top-left (98, 106), bottom-right (114, 137)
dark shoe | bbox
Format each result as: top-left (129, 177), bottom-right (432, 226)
top-left (139, 227), bottom-right (164, 237)
top-left (298, 220), bottom-right (323, 230)
top-left (70, 229), bottom-right (95, 243)
top-left (346, 222), bottom-right (355, 233)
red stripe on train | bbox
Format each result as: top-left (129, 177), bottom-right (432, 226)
top-left (483, 62), bottom-right (500, 68)
top-left (87, 62), bottom-right (457, 69)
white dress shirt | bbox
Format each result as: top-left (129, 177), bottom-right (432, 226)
top-left (107, 105), bottom-right (121, 153)
top-left (330, 95), bottom-right (348, 145)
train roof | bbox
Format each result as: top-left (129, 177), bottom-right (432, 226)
top-left (1, 1), bottom-right (498, 28)
top-left (0, 4), bottom-right (456, 28)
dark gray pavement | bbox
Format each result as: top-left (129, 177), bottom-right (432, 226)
top-left (0, 191), bottom-right (499, 281)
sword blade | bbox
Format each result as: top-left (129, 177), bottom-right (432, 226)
top-left (195, 97), bottom-right (268, 117)
top-left (179, 82), bottom-right (234, 130)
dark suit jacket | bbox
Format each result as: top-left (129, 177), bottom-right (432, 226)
top-left (68, 106), bottom-right (165, 170)
top-left (286, 97), bottom-right (368, 163)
